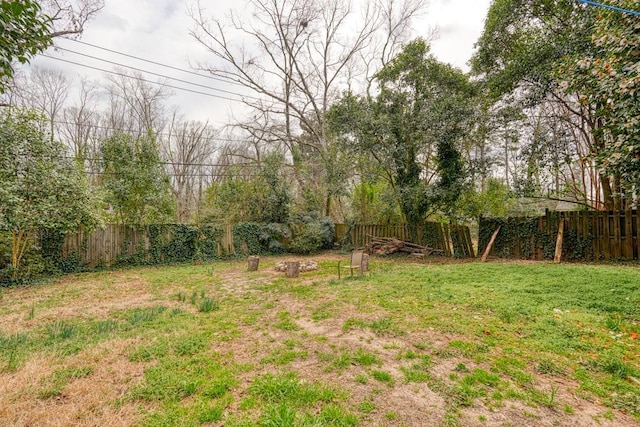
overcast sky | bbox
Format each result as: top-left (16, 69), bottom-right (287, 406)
top-left (29, 0), bottom-right (492, 126)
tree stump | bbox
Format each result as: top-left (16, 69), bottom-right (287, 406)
top-left (362, 253), bottom-right (369, 273)
top-left (247, 256), bottom-right (260, 271)
top-left (285, 261), bottom-right (300, 278)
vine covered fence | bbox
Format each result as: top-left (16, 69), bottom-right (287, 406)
top-left (479, 210), bottom-right (640, 261)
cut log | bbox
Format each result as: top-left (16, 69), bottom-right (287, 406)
top-left (247, 256), bottom-right (260, 271)
top-left (285, 261), bottom-right (300, 278)
top-left (481, 226), bottom-right (501, 263)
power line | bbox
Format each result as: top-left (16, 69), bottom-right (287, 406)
top-left (40, 54), bottom-right (247, 103)
top-left (62, 155), bottom-right (258, 169)
top-left (576, 0), bottom-right (640, 16)
top-left (51, 119), bottom-right (242, 144)
top-left (55, 46), bottom-right (265, 102)
top-left (66, 38), bottom-right (245, 89)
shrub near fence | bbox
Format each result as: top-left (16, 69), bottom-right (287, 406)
top-left (479, 210), bottom-right (640, 261)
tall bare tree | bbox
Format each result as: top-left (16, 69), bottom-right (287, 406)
top-left (162, 111), bottom-right (220, 223)
top-left (104, 70), bottom-right (172, 138)
top-left (190, 0), bottom-right (426, 217)
top-left (59, 77), bottom-right (102, 173)
top-left (10, 67), bottom-right (71, 136)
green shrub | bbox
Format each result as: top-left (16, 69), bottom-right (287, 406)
top-left (288, 217), bottom-right (335, 254)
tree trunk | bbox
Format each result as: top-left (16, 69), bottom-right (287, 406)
top-left (247, 256), bottom-right (260, 271)
top-left (285, 261), bottom-right (300, 278)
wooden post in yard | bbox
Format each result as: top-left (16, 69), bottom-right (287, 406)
top-left (481, 226), bottom-right (501, 263)
top-left (554, 218), bottom-right (565, 263)
top-left (247, 256), bottom-right (260, 271)
top-left (285, 261), bottom-right (300, 278)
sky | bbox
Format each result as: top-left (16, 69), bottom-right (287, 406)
top-left (29, 0), bottom-right (492, 126)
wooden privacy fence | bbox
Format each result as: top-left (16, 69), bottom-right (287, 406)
top-left (55, 221), bottom-right (473, 267)
top-left (336, 222), bottom-right (475, 258)
top-left (479, 210), bottom-right (640, 261)
top-left (61, 224), bottom-right (234, 267)
top-left (63, 226), bottom-right (150, 267)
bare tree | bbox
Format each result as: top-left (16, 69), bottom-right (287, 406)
top-left (41, 0), bottom-right (105, 38)
top-left (190, 0), bottom-right (426, 216)
top-left (104, 69), bottom-right (172, 138)
top-left (9, 67), bottom-right (71, 138)
top-left (59, 77), bottom-right (102, 173)
top-left (162, 110), bottom-right (220, 222)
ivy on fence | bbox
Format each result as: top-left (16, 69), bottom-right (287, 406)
top-left (479, 213), bottom-right (599, 261)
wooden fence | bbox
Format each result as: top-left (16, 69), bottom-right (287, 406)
top-left (57, 221), bottom-right (473, 267)
top-left (61, 224), bottom-right (234, 267)
top-left (63, 226), bottom-right (150, 267)
top-left (479, 209), bottom-right (640, 261)
top-left (336, 222), bottom-right (475, 258)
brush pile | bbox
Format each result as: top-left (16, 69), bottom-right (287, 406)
top-left (361, 237), bottom-right (441, 256)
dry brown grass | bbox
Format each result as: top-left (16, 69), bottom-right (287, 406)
top-left (0, 255), bottom-right (638, 426)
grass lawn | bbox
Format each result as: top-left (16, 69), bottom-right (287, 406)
top-left (0, 254), bottom-right (639, 426)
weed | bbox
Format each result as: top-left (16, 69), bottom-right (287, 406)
top-left (198, 297), bottom-right (219, 313)
top-left (0, 332), bottom-right (29, 372)
top-left (47, 321), bottom-right (77, 341)
top-left (275, 311), bottom-right (299, 331)
top-left (93, 319), bottom-right (118, 334)
top-left (369, 317), bottom-right (394, 335)
top-left (385, 411), bottom-right (398, 420)
top-left (176, 291), bottom-right (186, 302)
top-left (355, 374), bottom-right (368, 384)
top-left (547, 384), bottom-right (559, 407)
top-left (454, 363), bottom-right (469, 373)
top-left (597, 353), bottom-right (636, 379)
top-left (358, 400), bottom-right (376, 413)
top-left (372, 370), bottom-right (394, 385)
top-left (128, 306), bottom-right (167, 325)
top-left (413, 341), bottom-right (429, 350)
top-left (353, 348), bottom-right (379, 366)
top-left (173, 335), bottom-right (208, 356)
top-left (26, 304), bottom-right (35, 320)
top-left (536, 358), bottom-right (562, 375)
top-left (604, 313), bottom-right (623, 331)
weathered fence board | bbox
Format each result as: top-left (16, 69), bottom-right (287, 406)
top-left (61, 224), bottom-right (232, 267)
top-left (479, 210), bottom-right (640, 261)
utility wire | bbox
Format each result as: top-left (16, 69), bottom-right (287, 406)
top-left (51, 119), bottom-right (245, 144)
top-left (55, 46), bottom-right (265, 102)
top-left (65, 38), bottom-right (245, 89)
top-left (62, 155), bottom-right (258, 169)
top-left (40, 54), bottom-right (247, 103)
top-left (576, 0), bottom-right (640, 16)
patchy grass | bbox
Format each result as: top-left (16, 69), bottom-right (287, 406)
top-left (0, 255), bottom-right (638, 426)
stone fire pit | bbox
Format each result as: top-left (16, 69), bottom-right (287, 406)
top-left (274, 260), bottom-right (318, 273)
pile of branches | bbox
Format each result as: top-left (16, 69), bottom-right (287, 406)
top-left (361, 237), bottom-right (435, 256)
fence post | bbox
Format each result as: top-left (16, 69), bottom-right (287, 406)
top-left (624, 207), bottom-right (633, 259)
